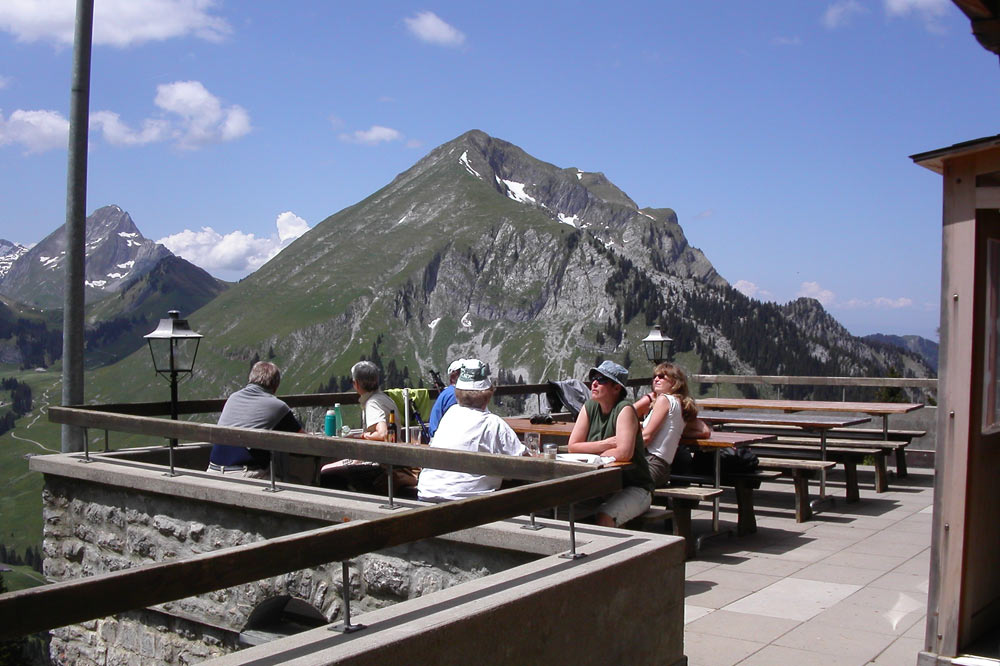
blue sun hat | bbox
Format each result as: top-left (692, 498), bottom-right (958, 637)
top-left (588, 360), bottom-right (628, 389)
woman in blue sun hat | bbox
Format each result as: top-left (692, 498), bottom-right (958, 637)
top-left (568, 360), bottom-right (653, 527)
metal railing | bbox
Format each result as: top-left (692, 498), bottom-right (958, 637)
top-left (0, 403), bottom-right (621, 639)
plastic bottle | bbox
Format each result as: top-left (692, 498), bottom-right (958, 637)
top-left (333, 403), bottom-right (343, 435)
top-left (324, 409), bottom-right (336, 436)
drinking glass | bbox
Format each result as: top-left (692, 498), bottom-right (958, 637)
top-left (524, 432), bottom-right (541, 456)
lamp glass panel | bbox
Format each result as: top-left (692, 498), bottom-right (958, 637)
top-left (147, 338), bottom-right (172, 373)
top-left (171, 338), bottom-right (200, 373)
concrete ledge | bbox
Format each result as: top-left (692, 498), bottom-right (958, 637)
top-left (203, 532), bottom-right (685, 666)
top-left (33, 449), bottom-right (688, 664)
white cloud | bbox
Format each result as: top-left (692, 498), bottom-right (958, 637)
top-left (0, 75), bottom-right (9, 90)
top-left (90, 110), bottom-right (169, 146)
top-left (842, 296), bottom-right (915, 309)
top-left (404, 11), bottom-right (465, 47)
top-left (771, 36), bottom-right (802, 46)
top-left (734, 280), bottom-right (774, 301)
top-left (1, 81), bottom-right (248, 154)
top-left (158, 212), bottom-right (310, 276)
top-left (797, 281), bottom-right (836, 306)
top-left (0, 108), bottom-right (69, 153)
top-left (275, 211), bottom-right (309, 243)
top-left (154, 80), bottom-right (251, 149)
top-left (405, 138), bottom-right (423, 149)
top-left (873, 296), bottom-right (914, 308)
top-left (884, 0), bottom-right (950, 18)
top-left (339, 125), bottom-right (402, 145)
top-left (693, 209), bottom-right (714, 220)
top-left (0, 0), bottom-right (231, 47)
top-left (884, 0), bottom-right (950, 31)
top-left (823, 0), bottom-right (867, 28)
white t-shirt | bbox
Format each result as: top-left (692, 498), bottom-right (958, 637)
top-left (643, 393), bottom-right (685, 464)
top-left (361, 390), bottom-right (397, 433)
top-left (417, 404), bottom-right (526, 501)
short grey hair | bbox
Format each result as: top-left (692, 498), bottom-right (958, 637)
top-left (248, 361), bottom-right (281, 393)
top-left (455, 386), bottom-right (494, 410)
top-left (351, 360), bottom-right (381, 393)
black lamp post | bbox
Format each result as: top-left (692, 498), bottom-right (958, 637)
top-left (144, 310), bottom-right (202, 474)
top-left (642, 325), bottom-right (672, 365)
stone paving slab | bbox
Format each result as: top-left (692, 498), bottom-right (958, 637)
top-left (681, 466), bottom-right (935, 665)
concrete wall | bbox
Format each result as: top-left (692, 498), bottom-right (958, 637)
top-left (32, 449), bottom-right (686, 665)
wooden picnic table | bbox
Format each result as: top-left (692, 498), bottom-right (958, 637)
top-left (504, 417), bottom-right (775, 536)
top-left (698, 410), bottom-right (871, 506)
top-left (698, 398), bottom-right (922, 440)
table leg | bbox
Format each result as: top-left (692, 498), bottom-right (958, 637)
top-left (694, 448), bottom-right (733, 553)
top-left (810, 429), bottom-right (835, 512)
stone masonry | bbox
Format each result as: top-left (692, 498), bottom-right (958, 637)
top-left (40, 474), bottom-right (535, 665)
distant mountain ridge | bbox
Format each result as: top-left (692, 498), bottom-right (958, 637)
top-left (0, 205), bottom-right (229, 368)
top-left (84, 129), bottom-right (934, 407)
top-left (0, 205), bottom-right (173, 310)
top-left (864, 333), bottom-right (939, 372)
top-left (0, 240), bottom-right (28, 281)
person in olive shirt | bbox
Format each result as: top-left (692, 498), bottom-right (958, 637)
top-left (567, 360), bottom-right (653, 527)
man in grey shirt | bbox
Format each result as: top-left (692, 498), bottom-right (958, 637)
top-left (207, 362), bottom-right (302, 479)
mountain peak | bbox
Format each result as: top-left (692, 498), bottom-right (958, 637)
top-left (0, 205), bottom-right (171, 309)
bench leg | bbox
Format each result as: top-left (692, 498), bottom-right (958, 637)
top-left (791, 472), bottom-right (813, 522)
top-left (874, 453), bottom-right (888, 493)
top-left (670, 499), bottom-right (697, 559)
top-left (895, 448), bottom-right (908, 478)
top-left (843, 461), bottom-right (860, 503)
top-left (733, 480), bottom-right (758, 536)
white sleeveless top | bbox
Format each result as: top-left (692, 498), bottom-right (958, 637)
top-left (643, 393), bottom-right (685, 464)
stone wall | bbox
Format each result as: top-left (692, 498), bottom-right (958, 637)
top-left (41, 474), bottom-right (534, 665)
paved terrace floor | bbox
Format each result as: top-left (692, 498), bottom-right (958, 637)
top-left (677, 465), bottom-right (934, 666)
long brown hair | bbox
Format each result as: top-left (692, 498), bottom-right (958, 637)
top-left (653, 362), bottom-right (698, 422)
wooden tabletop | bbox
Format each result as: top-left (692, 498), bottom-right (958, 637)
top-left (698, 410), bottom-right (871, 429)
top-left (697, 398), bottom-right (923, 416)
top-left (503, 418), bottom-right (774, 448)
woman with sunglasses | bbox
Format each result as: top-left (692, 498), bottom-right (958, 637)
top-left (567, 360), bottom-right (653, 527)
top-left (633, 362), bottom-right (712, 486)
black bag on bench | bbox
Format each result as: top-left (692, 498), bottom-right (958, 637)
top-left (690, 446), bottom-right (759, 475)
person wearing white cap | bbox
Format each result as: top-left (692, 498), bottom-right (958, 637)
top-left (427, 358), bottom-right (467, 440)
top-left (417, 360), bottom-right (527, 502)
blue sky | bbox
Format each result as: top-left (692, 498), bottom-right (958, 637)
top-left (0, 1), bottom-right (996, 341)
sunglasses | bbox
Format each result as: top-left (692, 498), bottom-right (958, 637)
top-left (589, 374), bottom-right (613, 385)
top-left (653, 373), bottom-right (669, 380)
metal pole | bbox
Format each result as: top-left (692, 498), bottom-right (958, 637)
top-left (60, 0), bottom-right (94, 453)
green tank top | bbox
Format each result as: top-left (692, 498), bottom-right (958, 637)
top-left (584, 399), bottom-right (654, 492)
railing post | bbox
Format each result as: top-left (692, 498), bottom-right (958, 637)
top-left (560, 503), bottom-right (586, 560)
top-left (335, 561), bottom-right (365, 633)
top-left (164, 437), bottom-right (178, 477)
top-left (380, 465), bottom-right (403, 510)
top-left (263, 457), bottom-right (279, 492)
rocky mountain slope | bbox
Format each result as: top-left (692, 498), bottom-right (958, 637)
top-left (86, 130), bottom-right (934, 406)
top-left (0, 206), bottom-right (229, 368)
top-left (0, 205), bottom-right (172, 310)
top-left (865, 333), bottom-right (939, 373)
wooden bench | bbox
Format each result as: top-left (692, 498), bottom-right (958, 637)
top-left (720, 423), bottom-right (922, 477)
top-left (668, 470), bottom-right (781, 537)
top-left (755, 457), bottom-right (836, 522)
top-left (625, 507), bottom-right (674, 532)
top-left (749, 442), bottom-right (887, 499)
top-left (652, 486), bottom-right (723, 557)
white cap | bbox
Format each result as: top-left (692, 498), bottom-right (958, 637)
top-left (455, 359), bottom-right (492, 390)
top-left (448, 358), bottom-right (467, 374)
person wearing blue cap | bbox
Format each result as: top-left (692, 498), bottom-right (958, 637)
top-left (568, 360), bottom-right (653, 527)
